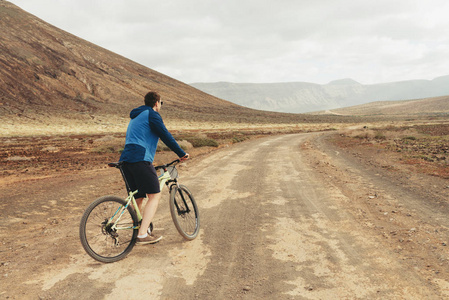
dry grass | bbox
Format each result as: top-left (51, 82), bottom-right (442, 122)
top-left (0, 113), bottom-right (351, 138)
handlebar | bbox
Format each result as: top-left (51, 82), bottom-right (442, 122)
top-left (108, 158), bottom-right (183, 170)
top-left (154, 159), bottom-right (180, 171)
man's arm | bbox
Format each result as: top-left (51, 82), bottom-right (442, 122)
top-left (149, 112), bottom-right (186, 158)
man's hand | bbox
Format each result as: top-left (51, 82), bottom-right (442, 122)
top-left (180, 153), bottom-right (189, 161)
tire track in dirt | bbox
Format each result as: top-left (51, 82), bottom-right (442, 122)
top-left (260, 134), bottom-right (438, 298)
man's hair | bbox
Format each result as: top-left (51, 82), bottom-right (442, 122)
top-left (144, 91), bottom-right (161, 107)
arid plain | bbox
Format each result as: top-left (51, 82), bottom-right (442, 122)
top-left (1, 1), bottom-right (449, 299)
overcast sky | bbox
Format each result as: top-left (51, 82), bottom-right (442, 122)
top-left (11, 0), bottom-right (449, 85)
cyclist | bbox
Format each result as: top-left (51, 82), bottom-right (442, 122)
top-left (119, 91), bottom-right (189, 245)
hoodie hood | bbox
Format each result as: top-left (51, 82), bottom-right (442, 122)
top-left (130, 105), bottom-right (152, 119)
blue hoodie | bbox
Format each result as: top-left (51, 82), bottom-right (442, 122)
top-left (119, 105), bottom-right (186, 163)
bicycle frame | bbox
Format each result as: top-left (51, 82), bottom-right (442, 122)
top-left (158, 169), bottom-right (173, 191)
top-left (107, 167), bottom-right (175, 231)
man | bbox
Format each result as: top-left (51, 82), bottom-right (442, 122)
top-left (119, 91), bottom-right (189, 245)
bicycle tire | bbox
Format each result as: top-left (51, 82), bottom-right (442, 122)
top-left (169, 185), bottom-right (200, 240)
top-left (79, 195), bottom-right (138, 263)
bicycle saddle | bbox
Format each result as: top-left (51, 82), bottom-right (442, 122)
top-left (108, 162), bottom-right (123, 168)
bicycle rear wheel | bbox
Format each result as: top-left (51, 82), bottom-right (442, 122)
top-left (79, 195), bottom-right (138, 263)
top-left (169, 185), bottom-right (200, 240)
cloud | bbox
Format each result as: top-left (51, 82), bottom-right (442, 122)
top-left (12, 0), bottom-right (449, 84)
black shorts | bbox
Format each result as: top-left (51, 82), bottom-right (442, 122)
top-left (121, 161), bottom-right (160, 198)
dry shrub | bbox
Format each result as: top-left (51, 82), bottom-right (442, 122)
top-left (6, 156), bottom-right (32, 161)
top-left (94, 135), bottom-right (117, 143)
top-left (157, 140), bottom-right (193, 152)
top-left (178, 140), bottom-right (194, 150)
top-left (195, 133), bottom-right (209, 139)
top-left (91, 145), bottom-right (122, 153)
top-left (90, 136), bottom-right (124, 153)
top-left (339, 128), bottom-right (376, 139)
top-left (185, 137), bottom-right (219, 147)
top-left (382, 128), bottom-right (420, 140)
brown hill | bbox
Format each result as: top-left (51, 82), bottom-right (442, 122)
top-left (320, 96), bottom-right (449, 116)
top-left (2, 1), bottom-right (342, 136)
top-left (0, 1), bottom-right (237, 119)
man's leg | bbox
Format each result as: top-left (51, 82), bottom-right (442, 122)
top-left (138, 192), bottom-right (162, 236)
top-left (136, 198), bottom-right (144, 214)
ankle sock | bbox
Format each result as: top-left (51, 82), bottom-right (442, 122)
top-left (138, 233), bottom-right (148, 239)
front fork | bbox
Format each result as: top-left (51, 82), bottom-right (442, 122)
top-left (170, 183), bottom-right (190, 215)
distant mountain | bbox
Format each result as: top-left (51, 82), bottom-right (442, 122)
top-left (313, 95), bottom-right (449, 116)
top-left (191, 76), bottom-right (449, 113)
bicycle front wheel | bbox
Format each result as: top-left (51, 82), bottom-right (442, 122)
top-left (169, 185), bottom-right (200, 240)
top-left (79, 195), bottom-right (138, 263)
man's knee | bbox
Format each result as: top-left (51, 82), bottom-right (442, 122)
top-left (147, 192), bottom-right (161, 201)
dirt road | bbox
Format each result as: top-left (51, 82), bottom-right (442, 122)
top-left (1, 133), bottom-right (449, 299)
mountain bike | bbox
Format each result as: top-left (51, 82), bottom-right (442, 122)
top-left (79, 159), bottom-right (200, 263)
